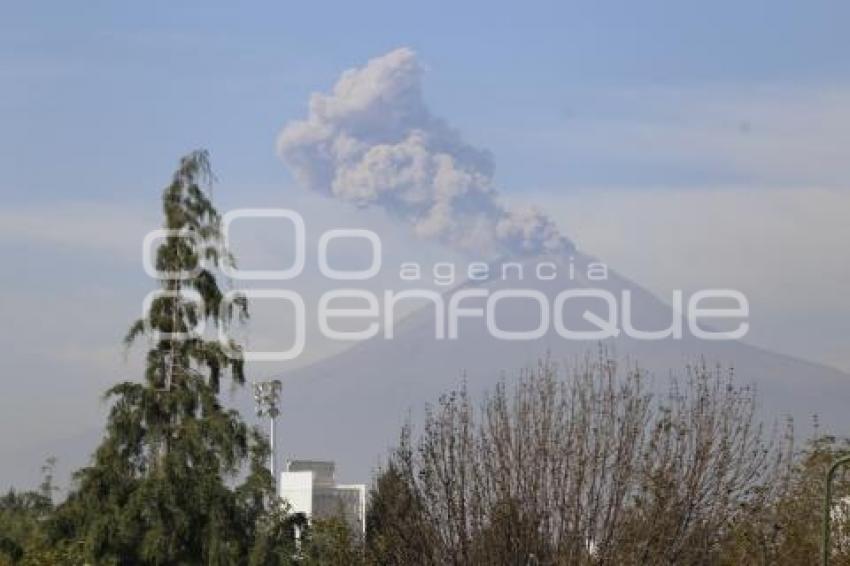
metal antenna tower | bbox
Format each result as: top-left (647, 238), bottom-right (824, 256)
top-left (253, 379), bottom-right (283, 481)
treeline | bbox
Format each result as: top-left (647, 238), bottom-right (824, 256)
top-left (365, 357), bottom-right (850, 565)
top-left (3, 356), bottom-right (850, 564)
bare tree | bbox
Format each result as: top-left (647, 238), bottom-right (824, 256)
top-left (615, 365), bottom-right (784, 565)
top-left (369, 351), bottom-right (789, 565)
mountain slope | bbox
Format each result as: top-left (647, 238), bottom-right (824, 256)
top-left (268, 253), bottom-right (850, 483)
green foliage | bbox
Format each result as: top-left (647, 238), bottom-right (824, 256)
top-left (0, 459), bottom-right (80, 566)
top-left (718, 435), bottom-right (850, 565)
top-left (0, 490), bottom-right (49, 563)
top-left (300, 517), bottom-right (364, 566)
top-left (246, 506), bottom-right (304, 566)
top-left (364, 462), bottom-right (436, 565)
top-left (38, 151), bottom-right (293, 565)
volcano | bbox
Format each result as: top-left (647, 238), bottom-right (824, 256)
top-left (265, 252), bottom-right (850, 482)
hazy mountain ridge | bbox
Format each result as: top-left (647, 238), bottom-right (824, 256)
top-left (269, 253), bottom-right (850, 482)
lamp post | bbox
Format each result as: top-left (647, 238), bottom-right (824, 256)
top-left (253, 379), bottom-right (282, 481)
top-left (823, 454), bottom-right (850, 565)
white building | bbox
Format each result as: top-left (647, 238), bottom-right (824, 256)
top-left (279, 460), bottom-right (366, 535)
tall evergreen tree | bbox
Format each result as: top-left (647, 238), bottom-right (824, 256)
top-left (49, 151), bottom-right (290, 565)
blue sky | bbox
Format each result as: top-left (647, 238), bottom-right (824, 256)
top-left (3, 0), bottom-right (849, 202)
top-left (1, 1), bottom-right (849, 488)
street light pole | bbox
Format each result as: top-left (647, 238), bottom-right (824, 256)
top-left (823, 454), bottom-right (850, 565)
top-left (253, 379), bottom-right (282, 485)
top-left (269, 409), bottom-right (276, 479)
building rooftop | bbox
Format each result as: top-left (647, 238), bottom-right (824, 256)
top-left (286, 460), bottom-right (336, 486)
top-left (280, 459), bottom-right (366, 534)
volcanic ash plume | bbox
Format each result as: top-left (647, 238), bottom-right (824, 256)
top-left (277, 47), bottom-right (572, 259)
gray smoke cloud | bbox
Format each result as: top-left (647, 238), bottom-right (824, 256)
top-left (277, 47), bottom-right (573, 259)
